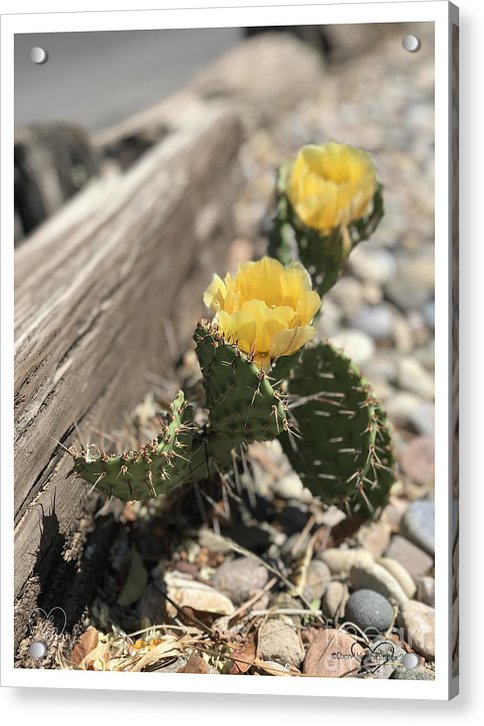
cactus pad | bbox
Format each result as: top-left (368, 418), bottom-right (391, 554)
top-left (194, 320), bottom-right (288, 449)
top-left (73, 390), bottom-right (195, 501)
top-left (279, 341), bottom-right (394, 516)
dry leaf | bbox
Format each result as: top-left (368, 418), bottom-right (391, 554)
top-left (70, 626), bottom-right (99, 665)
top-left (164, 572), bottom-right (235, 618)
top-left (178, 652), bottom-right (209, 674)
top-left (117, 546), bottom-right (149, 606)
top-left (229, 636), bottom-right (257, 674)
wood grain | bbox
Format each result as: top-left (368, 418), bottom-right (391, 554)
top-left (14, 104), bottom-right (243, 616)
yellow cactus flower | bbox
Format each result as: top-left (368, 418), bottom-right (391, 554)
top-left (203, 257), bottom-right (321, 372)
top-left (287, 142), bottom-right (377, 234)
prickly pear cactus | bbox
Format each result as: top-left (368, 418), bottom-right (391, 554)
top-left (278, 341), bottom-right (394, 516)
top-left (70, 140), bottom-right (395, 520)
top-left (72, 391), bottom-right (194, 501)
top-left (268, 159), bottom-right (384, 298)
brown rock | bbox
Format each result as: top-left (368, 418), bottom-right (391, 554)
top-left (384, 536), bottom-right (433, 580)
top-left (397, 437), bottom-right (435, 487)
top-left (378, 557), bottom-right (417, 599)
top-left (398, 601), bottom-right (435, 661)
top-left (257, 619), bottom-right (304, 668)
top-left (318, 548), bottom-right (373, 577)
top-left (322, 582), bottom-right (349, 621)
top-left (303, 629), bottom-right (365, 677)
top-left (359, 522), bottom-right (392, 557)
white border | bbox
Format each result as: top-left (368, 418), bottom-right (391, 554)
top-left (1, 0), bottom-right (452, 700)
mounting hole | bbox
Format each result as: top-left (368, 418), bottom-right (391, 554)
top-left (402, 35), bottom-right (421, 53)
top-left (28, 640), bottom-right (48, 659)
top-left (30, 47), bottom-right (48, 64)
top-left (402, 652), bottom-right (419, 669)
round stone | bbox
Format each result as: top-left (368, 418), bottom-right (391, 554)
top-left (344, 589), bottom-right (394, 635)
top-left (400, 500), bottom-right (435, 556)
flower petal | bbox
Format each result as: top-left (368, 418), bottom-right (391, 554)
top-left (269, 325), bottom-right (316, 359)
top-left (203, 274), bottom-right (227, 313)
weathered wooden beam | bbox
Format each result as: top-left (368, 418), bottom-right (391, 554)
top-left (14, 103), bottom-right (243, 628)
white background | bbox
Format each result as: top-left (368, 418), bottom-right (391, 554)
top-left (1, 0), bottom-right (481, 721)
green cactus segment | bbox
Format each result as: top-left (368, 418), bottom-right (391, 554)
top-left (268, 163), bottom-right (384, 297)
top-left (279, 341), bottom-right (394, 516)
top-left (194, 320), bottom-right (288, 448)
top-left (73, 390), bottom-right (195, 501)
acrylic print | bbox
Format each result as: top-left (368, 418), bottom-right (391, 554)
top-left (4, 3), bottom-right (457, 699)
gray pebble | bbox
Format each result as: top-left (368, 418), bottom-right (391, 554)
top-left (330, 329), bottom-right (376, 367)
top-left (384, 392), bottom-right (421, 431)
top-left (211, 556), bottom-right (269, 607)
top-left (345, 589), bottom-right (394, 635)
top-left (349, 245), bottom-right (397, 285)
top-left (408, 401), bottom-right (435, 437)
top-left (390, 666), bottom-right (434, 680)
top-left (400, 500), bottom-right (435, 556)
top-left (351, 304), bottom-right (394, 340)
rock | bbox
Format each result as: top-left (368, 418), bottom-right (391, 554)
top-left (257, 619), bottom-right (304, 667)
top-left (351, 304), bottom-right (394, 340)
top-left (398, 357), bottom-right (435, 399)
top-left (318, 548), bottom-right (373, 577)
top-left (322, 581), bottom-right (349, 621)
top-left (398, 601), bottom-right (435, 660)
top-left (390, 666), bottom-right (435, 680)
top-left (363, 355), bottom-right (398, 385)
top-left (359, 522), bottom-right (392, 558)
top-left (281, 531), bottom-right (311, 561)
top-left (423, 300), bottom-right (435, 329)
top-left (317, 296), bottom-right (342, 337)
top-left (380, 498), bottom-right (408, 530)
top-left (362, 638), bottom-right (406, 679)
top-left (377, 558), bottom-right (416, 599)
top-left (349, 561), bottom-right (409, 608)
top-left (408, 401), bottom-right (435, 437)
top-left (392, 315), bottom-right (414, 354)
top-left (211, 556), bottom-right (270, 607)
top-left (330, 277), bottom-right (364, 318)
top-left (416, 576), bottom-right (435, 607)
top-left (330, 330), bottom-right (376, 367)
top-left (302, 560), bottom-right (331, 603)
top-left (349, 244), bottom-right (397, 285)
top-left (396, 437), bottom-right (435, 488)
top-left (384, 392), bottom-right (421, 430)
top-left (344, 589), bottom-right (394, 635)
top-left (303, 629), bottom-right (364, 677)
top-left (400, 500), bottom-right (435, 556)
top-left (384, 536), bottom-right (433, 580)
top-left (198, 527), bottom-right (233, 554)
top-left (272, 472), bottom-right (308, 501)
